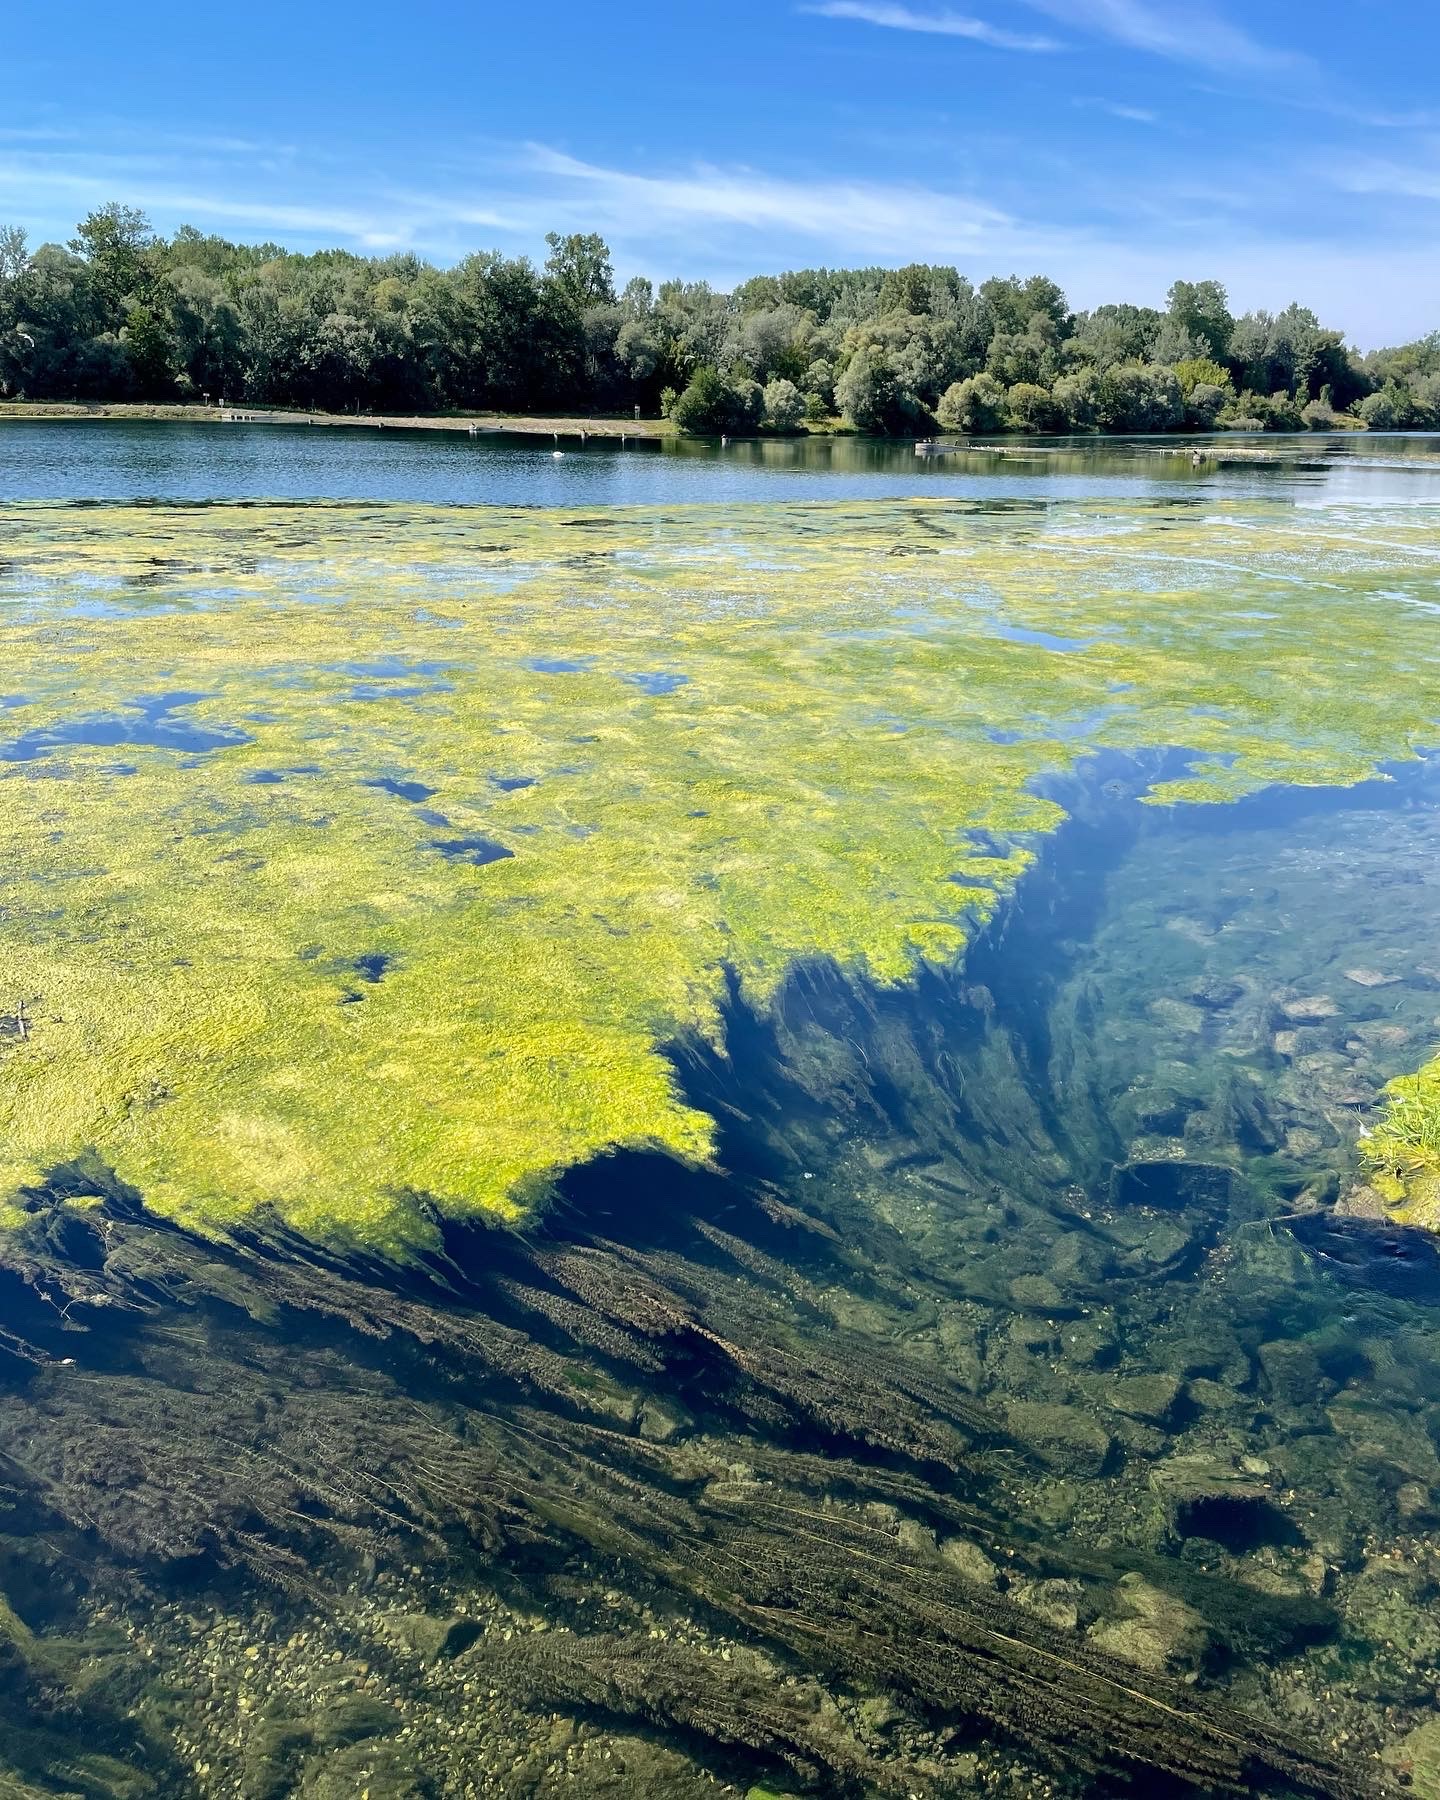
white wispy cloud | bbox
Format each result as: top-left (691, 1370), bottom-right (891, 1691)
top-left (1019, 0), bottom-right (1309, 75)
top-left (1073, 97), bottom-right (1160, 124)
top-left (2, 128), bottom-right (1433, 345)
top-left (0, 127), bottom-right (79, 144)
top-left (1325, 151), bottom-right (1440, 204)
top-left (517, 144), bottom-right (1015, 252)
top-left (0, 156), bottom-right (430, 249)
top-left (802, 1), bottom-right (1060, 53)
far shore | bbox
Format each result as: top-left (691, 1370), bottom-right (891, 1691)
top-left (0, 400), bottom-right (677, 440)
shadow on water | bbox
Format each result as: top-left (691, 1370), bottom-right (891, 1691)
top-left (653, 748), bottom-right (1440, 1229)
top-left (2, 749), bottom-right (1440, 1796)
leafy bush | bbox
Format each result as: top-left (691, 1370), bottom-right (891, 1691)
top-left (1053, 368), bottom-right (1101, 431)
top-left (936, 373), bottom-right (1005, 433)
top-left (1173, 357), bottom-right (1233, 397)
top-left (1186, 382), bottom-right (1230, 428)
top-left (1253, 390), bottom-right (1305, 431)
top-left (835, 347), bottom-right (928, 434)
top-left (762, 378), bottom-right (805, 432)
top-left (1358, 384), bottom-right (1409, 430)
top-left (671, 366), bottom-right (758, 436)
top-left (1005, 381), bottom-right (1063, 433)
top-left (1094, 364), bottom-right (1183, 433)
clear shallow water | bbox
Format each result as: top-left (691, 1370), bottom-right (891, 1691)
top-left (5, 760), bottom-right (1440, 1797)
top-left (1, 415), bottom-right (1439, 504)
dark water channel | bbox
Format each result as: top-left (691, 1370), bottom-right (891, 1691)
top-left (4, 753), bottom-right (1440, 1798)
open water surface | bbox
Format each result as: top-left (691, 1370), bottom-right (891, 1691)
top-left (1, 427), bottom-right (1439, 1797)
top-left (0, 415), bottom-right (1438, 505)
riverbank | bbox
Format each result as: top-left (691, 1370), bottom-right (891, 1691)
top-left (0, 399), bottom-right (676, 440)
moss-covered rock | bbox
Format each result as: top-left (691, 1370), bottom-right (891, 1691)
top-left (1107, 1373), bottom-right (1184, 1426)
top-left (1088, 1572), bottom-right (1211, 1673)
top-left (1003, 1400), bottom-right (1113, 1476)
top-left (1384, 1716), bottom-right (1440, 1799)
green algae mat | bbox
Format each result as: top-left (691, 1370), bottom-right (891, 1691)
top-left (0, 496), bottom-right (1437, 1250)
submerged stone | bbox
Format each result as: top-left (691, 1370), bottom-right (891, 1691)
top-left (1007, 1273), bottom-right (1066, 1313)
top-left (1003, 1400), bottom-right (1113, 1477)
top-left (939, 1537), bottom-right (1000, 1588)
top-left (1012, 1577), bottom-right (1085, 1631)
top-left (1088, 1572), bottom-right (1211, 1674)
top-left (1384, 1718), bottom-right (1440, 1800)
top-left (1107, 1373), bottom-right (1184, 1427)
top-left (379, 1614), bottom-right (484, 1663)
top-left (1257, 1339), bottom-right (1330, 1408)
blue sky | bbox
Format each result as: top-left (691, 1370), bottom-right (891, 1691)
top-left (3, 0), bottom-right (1438, 345)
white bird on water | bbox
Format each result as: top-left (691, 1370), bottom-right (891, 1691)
top-left (552, 449), bottom-right (565, 459)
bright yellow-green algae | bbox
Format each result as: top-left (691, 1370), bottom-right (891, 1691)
top-left (0, 496), bottom-right (1437, 1252)
top-left (1364, 1057), bottom-right (1440, 1227)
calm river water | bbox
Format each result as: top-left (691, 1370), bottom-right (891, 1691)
top-left (1, 414), bottom-right (1438, 504)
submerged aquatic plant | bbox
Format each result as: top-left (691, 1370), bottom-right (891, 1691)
top-left (0, 496), bottom-right (1436, 1247)
top-left (1363, 1054), bottom-right (1440, 1225)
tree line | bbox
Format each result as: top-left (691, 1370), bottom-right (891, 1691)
top-left (1, 205), bottom-right (1436, 436)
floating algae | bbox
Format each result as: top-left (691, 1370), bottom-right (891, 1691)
top-left (0, 496), bottom-right (1437, 1248)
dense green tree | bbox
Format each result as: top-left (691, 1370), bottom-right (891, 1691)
top-left (835, 344), bottom-right (927, 433)
top-left (1068, 304), bottom-right (1162, 371)
top-left (986, 315), bottom-right (1060, 388)
top-left (0, 245), bottom-right (100, 397)
top-left (1173, 357), bottom-right (1233, 396)
top-left (69, 203), bottom-right (155, 325)
top-left (167, 267), bottom-right (246, 399)
top-left (1094, 364), bottom-right (1183, 433)
top-left (769, 270), bottom-right (823, 315)
top-left (936, 372), bottom-right (1005, 433)
top-left (121, 301), bottom-right (177, 397)
top-left (1228, 304), bottom-right (1341, 400)
top-left (1005, 381), bottom-right (1063, 433)
top-left (0, 226), bottom-right (28, 283)
top-left (542, 232), bottom-right (615, 310)
top-left (1165, 280), bottom-right (1233, 361)
top-left (762, 377), bottom-right (804, 431)
top-left (835, 346), bottom-right (895, 432)
top-left (614, 316), bottom-right (661, 384)
top-left (619, 275), bottom-right (654, 318)
top-left (1357, 383), bottom-right (1410, 429)
top-left (1053, 367), bottom-right (1102, 430)
top-left (1253, 388), bottom-right (1307, 431)
top-left (735, 304), bottom-right (815, 383)
top-left (877, 262), bottom-right (966, 318)
top-left (980, 274), bottom-right (1068, 336)
top-left (1186, 382), bottom-right (1231, 428)
top-left (1365, 329), bottom-right (1440, 388)
top-left (802, 357), bottom-right (835, 407)
top-left (0, 201), bottom-right (1426, 433)
top-left (671, 365), bottom-right (756, 435)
